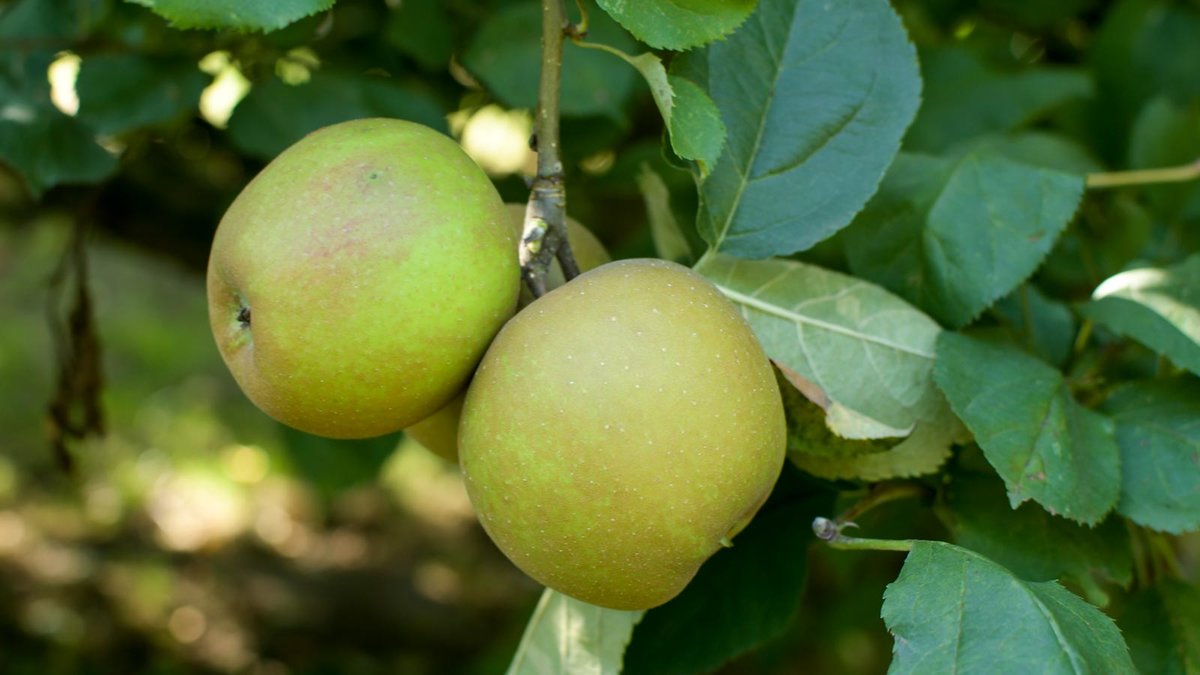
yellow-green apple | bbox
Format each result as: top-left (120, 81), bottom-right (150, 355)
top-left (207, 118), bottom-right (519, 439)
top-left (458, 258), bottom-right (785, 609)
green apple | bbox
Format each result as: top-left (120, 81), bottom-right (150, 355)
top-left (406, 204), bottom-right (610, 462)
top-left (458, 258), bottom-right (786, 610)
top-left (207, 118), bottom-right (519, 439)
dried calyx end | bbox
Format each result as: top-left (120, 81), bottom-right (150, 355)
top-left (237, 305), bottom-right (251, 329)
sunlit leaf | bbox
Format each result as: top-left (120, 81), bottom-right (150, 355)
top-left (697, 254), bottom-right (941, 440)
top-left (127, 0), bottom-right (334, 32)
top-left (1081, 254), bottom-right (1200, 377)
top-left (507, 589), bottom-right (642, 675)
top-left (595, 0), bottom-right (757, 51)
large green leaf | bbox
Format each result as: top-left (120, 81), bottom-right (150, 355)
top-left (126, 0), bottom-right (334, 32)
top-left (906, 46), bottom-right (1092, 153)
top-left (76, 54), bottom-right (207, 134)
top-left (990, 285), bottom-right (1078, 368)
top-left (595, 0), bottom-right (757, 51)
top-left (697, 254), bottom-right (941, 440)
top-left (462, 2), bottom-right (639, 120)
top-left (226, 70), bottom-right (447, 160)
top-left (624, 468), bottom-right (830, 674)
top-left (678, 0), bottom-right (921, 258)
top-left (845, 150), bottom-right (1083, 328)
top-left (507, 589), bottom-right (642, 675)
top-left (1102, 379), bottom-right (1200, 534)
top-left (1118, 581), bottom-right (1200, 675)
top-left (384, 0), bottom-right (453, 71)
top-left (938, 468), bottom-right (1132, 591)
top-left (1081, 254), bottom-right (1200, 377)
top-left (883, 542), bottom-right (1136, 674)
top-left (934, 333), bottom-right (1120, 524)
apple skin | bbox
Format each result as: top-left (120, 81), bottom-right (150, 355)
top-left (207, 118), bottom-right (519, 439)
top-left (406, 204), bottom-right (610, 462)
top-left (458, 258), bottom-right (786, 610)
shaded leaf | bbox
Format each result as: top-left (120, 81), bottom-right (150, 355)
top-left (507, 589), bottom-right (642, 675)
top-left (947, 131), bottom-right (1104, 176)
top-left (1081, 254), bottom-right (1200, 377)
top-left (384, 0), bottom-right (453, 71)
top-left (934, 332), bottom-right (1120, 524)
top-left (127, 0), bottom-right (334, 32)
top-left (624, 466), bottom-right (830, 675)
top-left (462, 2), bottom-right (638, 120)
top-left (1117, 581), bottom-right (1200, 675)
top-left (0, 105), bottom-right (116, 198)
top-left (1129, 96), bottom-right (1200, 222)
top-left (697, 254), bottom-right (942, 440)
top-left (789, 395), bottom-right (961, 482)
top-left (991, 285), bottom-right (1078, 368)
top-left (1102, 378), bottom-right (1200, 534)
top-left (227, 70), bottom-right (447, 160)
top-left (844, 150), bottom-right (1084, 328)
top-left (938, 469), bottom-right (1132, 591)
top-left (679, 0), bottom-right (921, 258)
top-left (883, 541), bottom-right (1136, 674)
top-left (595, 0), bottom-right (757, 51)
top-left (906, 46), bottom-right (1093, 153)
top-left (76, 54), bottom-right (207, 134)
top-left (636, 165), bottom-right (692, 264)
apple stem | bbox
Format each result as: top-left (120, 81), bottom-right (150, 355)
top-left (521, 0), bottom-right (582, 299)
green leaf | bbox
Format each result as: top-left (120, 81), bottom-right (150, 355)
top-left (279, 426), bottom-right (398, 501)
top-left (384, 0), bottom-right (453, 71)
top-left (1081, 254), bottom-right (1200, 377)
top-left (76, 54), bottom-right (207, 134)
top-left (1129, 96), bottom-right (1200, 222)
top-left (696, 254), bottom-right (942, 440)
top-left (947, 131), bottom-right (1104, 176)
top-left (789, 395), bottom-right (962, 482)
top-left (991, 285), bottom-right (1078, 368)
top-left (906, 46), bottom-right (1093, 154)
top-left (844, 150), bottom-right (1084, 328)
top-left (1102, 378), bottom-right (1200, 534)
top-left (636, 165), bottom-right (693, 264)
top-left (462, 2), bottom-right (639, 120)
top-left (595, 0), bottom-right (757, 51)
top-left (226, 70), bottom-right (447, 160)
top-left (624, 467), bottom-right (831, 675)
top-left (507, 589), bottom-right (643, 675)
top-left (679, 0), bottom-right (921, 258)
top-left (1118, 581), bottom-right (1200, 675)
top-left (938, 469), bottom-right (1132, 591)
top-left (126, 0), bottom-right (334, 32)
top-left (0, 0), bottom-right (108, 39)
top-left (934, 333), bottom-right (1121, 524)
top-left (572, 44), bottom-right (725, 172)
top-left (883, 541), bottom-right (1136, 674)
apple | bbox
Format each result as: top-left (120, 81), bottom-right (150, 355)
top-left (406, 203), bottom-right (610, 462)
top-left (458, 258), bottom-right (786, 610)
top-left (207, 118), bottom-right (519, 439)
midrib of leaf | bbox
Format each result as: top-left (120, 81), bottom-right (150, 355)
top-left (712, 283), bottom-right (936, 359)
top-left (707, 6), bottom-right (786, 254)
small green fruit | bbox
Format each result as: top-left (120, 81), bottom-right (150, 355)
top-left (459, 259), bottom-right (785, 610)
top-left (407, 205), bottom-right (610, 462)
top-left (207, 119), bottom-right (519, 439)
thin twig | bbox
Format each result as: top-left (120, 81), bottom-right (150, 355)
top-left (1086, 158), bottom-right (1200, 190)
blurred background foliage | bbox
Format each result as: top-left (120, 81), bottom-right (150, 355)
top-left (0, 0), bottom-right (1198, 673)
